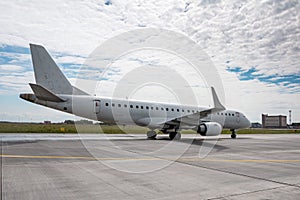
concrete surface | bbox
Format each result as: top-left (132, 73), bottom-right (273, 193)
top-left (1, 134), bottom-right (300, 199)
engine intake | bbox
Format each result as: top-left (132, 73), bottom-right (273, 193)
top-left (197, 122), bottom-right (222, 136)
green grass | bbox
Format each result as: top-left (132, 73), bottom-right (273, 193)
top-left (222, 128), bottom-right (300, 134)
top-left (0, 122), bottom-right (299, 134)
top-left (0, 122), bottom-right (148, 134)
top-left (0, 122), bottom-right (76, 133)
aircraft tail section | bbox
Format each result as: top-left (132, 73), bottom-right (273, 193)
top-left (29, 44), bottom-right (88, 95)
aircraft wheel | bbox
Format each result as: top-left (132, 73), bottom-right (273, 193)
top-left (169, 132), bottom-right (181, 140)
top-left (231, 133), bottom-right (236, 139)
top-left (147, 130), bottom-right (157, 140)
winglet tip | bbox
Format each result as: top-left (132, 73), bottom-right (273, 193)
top-left (211, 86), bottom-right (225, 110)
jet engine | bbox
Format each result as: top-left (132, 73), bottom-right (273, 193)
top-left (197, 122), bottom-right (222, 136)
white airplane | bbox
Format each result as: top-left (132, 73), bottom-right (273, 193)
top-left (20, 44), bottom-right (251, 139)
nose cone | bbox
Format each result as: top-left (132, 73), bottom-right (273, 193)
top-left (244, 117), bottom-right (251, 128)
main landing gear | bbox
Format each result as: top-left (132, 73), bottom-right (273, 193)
top-left (230, 129), bottom-right (237, 139)
top-left (147, 130), bottom-right (182, 140)
top-left (169, 131), bottom-right (181, 140)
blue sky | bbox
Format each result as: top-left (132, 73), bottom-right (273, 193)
top-left (0, 0), bottom-right (299, 123)
top-left (226, 66), bottom-right (300, 93)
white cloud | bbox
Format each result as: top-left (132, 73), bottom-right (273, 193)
top-left (0, 52), bottom-right (31, 64)
top-left (0, 64), bottom-right (25, 72)
top-left (0, 0), bottom-right (299, 122)
top-left (0, 71), bottom-right (34, 94)
top-left (55, 55), bottom-right (85, 65)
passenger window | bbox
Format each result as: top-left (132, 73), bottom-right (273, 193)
top-left (171, 108), bottom-right (174, 111)
top-left (146, 106), bottom-right (149, 109)
top-left (182, 109), bottom-right (184, 112)
top-left (130, 105), bottom-right (133, 108)
top-left (232, 114), bottom-right (234, 116)
top-left (136, 105), bottom-right (139, 109)
top-left (166, 108), bottom-right (169, 111)
top-left (105, 103), bottom-right (109, 106)
top-left (156, 107), bottom-right (159, 110)
top-left (112, 103), bottom-right (115, 107)
top-left (141, 106), bottom-right (144, 109)
top-left (221, 113), bottom-right (223, 115)
top-left (225, 113), bottom-right (227, 116)
top-left (161, 107), bottom-right (164, 111)
top-left (192, 110), bottom-right (194, 113)
top-left (118, 104), bottom-right (121, 107)
top-left (124, 104), bottom-right (127, 108)
top-left (187, 110), bottom-right (190, 113)
top-left (177, 109), bottom-right (179, 112)
top-left (151, 107), bottom-right (153, 110)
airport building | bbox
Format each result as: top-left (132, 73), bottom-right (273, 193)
top-left (251, 122), bottom-right (262, 128)
top-left (291, 123), bottom-right (300, 129)
top-left (262, 114), bottom-right (287, 128)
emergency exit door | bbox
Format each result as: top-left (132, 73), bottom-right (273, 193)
top-left (94, 100), bottom-right (100, 114)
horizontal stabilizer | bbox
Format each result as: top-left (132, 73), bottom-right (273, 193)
top-left (29, 83), bottom-right (65, 102)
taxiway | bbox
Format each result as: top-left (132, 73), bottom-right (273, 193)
top-left (1, 134), bottom-right (299, 199)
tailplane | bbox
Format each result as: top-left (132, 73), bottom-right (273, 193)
top-left (29, 83), bottom-right (65, 102)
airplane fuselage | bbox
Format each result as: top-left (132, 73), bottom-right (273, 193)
top-left (25, 94), bottom-right (250, 132)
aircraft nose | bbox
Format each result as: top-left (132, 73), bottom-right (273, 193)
top-left (245, 118), bottom-right (251, 128)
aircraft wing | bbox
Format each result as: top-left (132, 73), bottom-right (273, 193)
top-left (160, 87), bottom-right (225, 128)
top-left (160, 107), bottom-right (214, 128)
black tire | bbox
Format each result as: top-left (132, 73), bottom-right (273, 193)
top-left (147, 131), bottom-right (157, 140)
top-left (169, 132), bottom-right (181, 140)
top-left (231, 133), bottom-right (236, 139)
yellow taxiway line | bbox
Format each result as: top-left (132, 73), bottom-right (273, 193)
top-left (1, 154), bottom-right (300, 163)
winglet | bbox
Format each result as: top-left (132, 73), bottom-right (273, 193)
top-left (211, 87), bottom-right (225, 110)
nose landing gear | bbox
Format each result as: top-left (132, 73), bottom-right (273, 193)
top-left (230, 129), bottom-right (237, 139)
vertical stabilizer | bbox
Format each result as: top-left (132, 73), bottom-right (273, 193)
top-left (30, 44), bottom-right (73, 95)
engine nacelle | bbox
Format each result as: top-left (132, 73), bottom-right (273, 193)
top-left (197, 122), bottom-right (222, 136)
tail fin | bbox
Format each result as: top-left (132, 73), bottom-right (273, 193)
top-left (30, 44), bottom-right (88, 95)
top-left (30, 44), bottom-right (73, 94)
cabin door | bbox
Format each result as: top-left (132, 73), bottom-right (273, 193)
top-left (236, 112), bottom-right (240, 123)
top-left (94, 100), bottom-right (100, 114)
